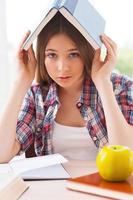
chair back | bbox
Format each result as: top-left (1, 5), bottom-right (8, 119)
top-left (25, 143), bottom-right (36, 158)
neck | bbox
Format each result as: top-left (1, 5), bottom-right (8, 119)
top-left (58, 75), bottom-right (84, 97)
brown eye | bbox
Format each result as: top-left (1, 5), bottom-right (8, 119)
top-left (69, 52), bottom-right (80, 58)
top-left (46, 53), bottom-right (57, 59)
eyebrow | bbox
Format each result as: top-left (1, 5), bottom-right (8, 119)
top-left (45, 48), bottom-right (79, 52)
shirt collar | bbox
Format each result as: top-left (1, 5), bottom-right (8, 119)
top-left (43, 82), bottom-right (60, 107)
top-left (43, 76), bottom-right (98, 109)
top-left (79, 76), bottom-right (98, 109)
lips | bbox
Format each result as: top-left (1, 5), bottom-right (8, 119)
top-left (58, 76), bottom-right (71, 79)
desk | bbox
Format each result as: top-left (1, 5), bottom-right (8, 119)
top-left (20, 160), bottom-right (110, 200)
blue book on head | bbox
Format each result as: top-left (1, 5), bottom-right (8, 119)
top-left (22, 0), bottom-right (105, 51)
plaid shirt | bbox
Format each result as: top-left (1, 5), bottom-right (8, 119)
top-left (16, 73), bottom-right (133, 156)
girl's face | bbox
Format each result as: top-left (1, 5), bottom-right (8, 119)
top-left (44, 33), bottom-right (85, 89)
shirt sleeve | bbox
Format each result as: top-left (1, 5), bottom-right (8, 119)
top-left (112, 73), bottom-right (133, 125)
top-left (16, 87), bottom-right (36, 154)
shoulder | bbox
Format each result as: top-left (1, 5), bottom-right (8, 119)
top-left (111, 72), bottom-right (133, 105)
top-left (111, 72), bottom-right (133, 87)
top-left (27, 83), bottom-right (49, 100)
top-left (30, 83), bottom-right (42, 94)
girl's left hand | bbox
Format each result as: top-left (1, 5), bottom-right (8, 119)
top-left (91, 34), bottom-right (118, 86)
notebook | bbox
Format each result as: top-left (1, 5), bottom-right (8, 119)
top-left (67, 172), bottom-right (133, 200)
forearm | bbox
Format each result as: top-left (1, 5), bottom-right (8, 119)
top-left (0, 31), bottom-right (37, 161)
top-left (96, 79), bottom-right (133, 148)
top-left (0, 76), bottom-right (32, 155)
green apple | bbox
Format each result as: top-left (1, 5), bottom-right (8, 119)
top-left (96, 145), bottom-right (133, 182)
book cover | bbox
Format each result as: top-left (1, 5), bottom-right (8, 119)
top-left (22, 0), bottom-right (59, 50)
top-left (67, 172), bottom-right (133, 200)
top-left (59, 0), bottom-right (105, 49)
top-left (0, 173), bottom-right (29, 200)
top-left (22, 0), bottom-right (105, 51)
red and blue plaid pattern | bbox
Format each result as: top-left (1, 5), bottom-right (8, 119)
top-left (16, 73), bottom-right (133, 156)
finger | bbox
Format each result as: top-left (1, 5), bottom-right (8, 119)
top-left (28, 45), bottom-right (36, 63)
top-left (18, 30), bottom-right (31, 52)
top-left (103, 43), bottom-right (117, 67)
top-left (103, 34), bottom-right (116, 45)
top-left (105, 37), bottom-right (117, 55)
top-left (101, 35), bottom-right (117, 52)
top-left (92, 48), bottom-right (101, 63)
top-left (101, 34), bottom-right (117, 56)
top-left (17, 31), bottom-right (31, 62)
top-left (101, 36), bottom-right (116, 58)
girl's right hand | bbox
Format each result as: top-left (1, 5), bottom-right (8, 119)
top-left (16, 31), bottom-right (37, 82)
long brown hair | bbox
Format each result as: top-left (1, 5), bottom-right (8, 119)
top-left (36, 12), bottom-right (94, 87)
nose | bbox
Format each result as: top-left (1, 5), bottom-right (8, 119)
top-left (57, 59), bottom-right (69, 72)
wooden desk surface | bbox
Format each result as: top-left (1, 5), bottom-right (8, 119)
top-left (20, 160), bottom-right (110, 200)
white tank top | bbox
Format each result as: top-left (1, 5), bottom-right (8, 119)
top-left (52, 121), bottom-right (98, 160)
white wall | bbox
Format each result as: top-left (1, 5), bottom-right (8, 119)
top-left (0, 0), bottom-right (9, 112)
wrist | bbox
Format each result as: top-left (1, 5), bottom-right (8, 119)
top-left (15, 73), bottom-right (33, 85)
top-left (94, 78), bottom-right (113, 93)
top-left (13, 76), bottom-right (33, 90)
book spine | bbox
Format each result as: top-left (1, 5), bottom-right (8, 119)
top-left (54, 0), bottom-right (61, 9)
top-left (58, 0), bottom-right (67, 7)
top-left (48, 0), bottom-right (60, 9)
top-left (59, 0), bottom-right (78, 14)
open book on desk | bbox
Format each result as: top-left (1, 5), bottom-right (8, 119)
top-left (21, 163), bottom-right (70, 180)
top-left (0, 172), bottom-right (29, 200)
top-left (0, 153), bottom-right (70, 180)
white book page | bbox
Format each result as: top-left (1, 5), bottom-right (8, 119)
top-left (0, 163), bottom-right (12, 174)
top-left (0, 154), bottom-right (25, 174)
top-left (10, 153), bottom-right (68, 174)
top-left (0, 173), bottom-right (17, 190)
top-left (21, 164), bottom-right (70, 180)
